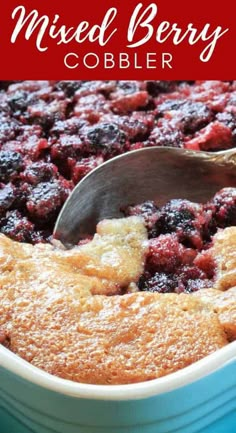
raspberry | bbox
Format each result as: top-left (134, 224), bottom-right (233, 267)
top-left (74, 94), bottom-right (111, 122)
top-left (146, 234), bottom-right (196, 273)
top-left (68, 156), bottom-right (104, 184)
top-left (110, 82), bottom-right (149, 114)
top-left (176, 265), bottom-right (211, 293)
top-left (185, 121), bottom-right (233, 151)
top-left (194, 250), bottom-right (216, 279)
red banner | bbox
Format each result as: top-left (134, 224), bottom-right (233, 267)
top-left (0, 0), bottom-right (235, 79)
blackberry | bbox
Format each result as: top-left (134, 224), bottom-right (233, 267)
top-left (0, 150), bottom-right (24, 182)
top-left (139, 272), bottom-right (178, 293)
top-left (216, 111), bottom-right (236, 130)
top-left (26, 180), bottom-right (70, 221)
top-left (50, 135), bottom-right (83, 161)
top-left (11, 182), bottom-right (31, 210)
top-left (122, 201), bottom-right (159, 236)
top-left (0, 116), bottom-right (21, 143)
top-left (7, 90), bottom-right (29, 114)
top-left (146, 81), bottom-right (178, 97)
top-left (207, 187), bottom-right (236, 227)
top-left (113, 81), bottom-right (140, 96)
top-left (0, 210), bottom-right (34, 242)
top-left (216, 112), bottom-right (236, 145)
top-left (0, 183), bottom-right (16, 215)
top-left (26, 99), bottom-right (68, 132)
top-left (86, 123), bottom-right (126, 154)
top-left (157, 100), bottom-right (213, 134)
top-left (150, 123), bottom-right (184, 148)
top-left (176, 265), bottom-right (211, 293)
top-left (155, 199), bottom-right (211, 248)
top-left (21, 161), bottom-right (58, 185)
top-left (50, 117), bottom-right (88, 138)
top-left (54, 81), bottom-right (82, 98)
top-left (157, 99), bottom-right (185, 115)
top-left (101, 112), bottom-right (153, 142)
top-left (179, 101), bottom-right (213, 134)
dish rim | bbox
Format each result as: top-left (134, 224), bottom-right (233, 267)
top-left (0, 342), bottom-right (235, 401)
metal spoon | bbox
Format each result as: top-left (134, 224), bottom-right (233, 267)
top-left (54, 147), bottom-right (236, 245)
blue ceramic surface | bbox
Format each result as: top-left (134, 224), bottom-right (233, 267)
top-left (0, 358), bottom-right (235, 433)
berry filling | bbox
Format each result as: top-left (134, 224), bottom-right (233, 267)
top-left (0, 80), bottom-right (236, 243)
top-left (123, 187), bottom-right (236, 294)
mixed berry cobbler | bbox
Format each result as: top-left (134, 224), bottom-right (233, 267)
top-left (0, 80), bottom-right (235, 385)
top-left (0, 188), bottom-right (235, 384)
top-left (1, 80), bottom-right (236, 243)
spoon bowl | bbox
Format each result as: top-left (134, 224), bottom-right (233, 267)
top-left (54, 147), bottom-right (236, 245)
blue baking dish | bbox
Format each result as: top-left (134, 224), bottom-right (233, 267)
top-left (0, 342), bottom-right (235, 433)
